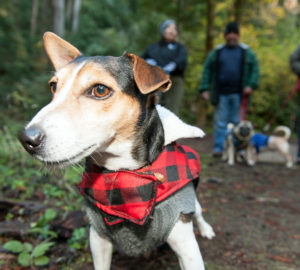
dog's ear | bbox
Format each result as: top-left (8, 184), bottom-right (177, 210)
top-left (126, 53), bottom-right (172, 94)
top-left (43, 32), bottom-right (82, 70)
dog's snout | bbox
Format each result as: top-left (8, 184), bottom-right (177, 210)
top-left (240, 127), bottom-right (250, 137)
top-left (18, 126), bottom-right (45, 154)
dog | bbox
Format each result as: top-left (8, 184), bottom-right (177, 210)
top-left (18, 32), bottom-right (215, 270)
top-left (251, 126), bottom-right (293, 168)
top-left (223, 120), bottom-right (255, 166)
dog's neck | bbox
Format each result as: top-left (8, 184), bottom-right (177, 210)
top-left (89, 105), bottom-right (205, 171)
top-left (90, 140), bottom-right (144, 171)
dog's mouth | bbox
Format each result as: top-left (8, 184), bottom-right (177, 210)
top-left (39, 144), bottom-right (97, 166)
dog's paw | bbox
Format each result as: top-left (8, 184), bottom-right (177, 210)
top-left (228, 161), bottom-right (234, 166)
top-left (247, 160), bottom-right (255, 166)
top-left (199, 222), bottom-right (216, 240)
top-left (286, 162), bottom-right (293, 168)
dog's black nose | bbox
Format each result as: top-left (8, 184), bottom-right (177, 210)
top-left (18, 126), bottom-right (45, 154)
top-left (240, 127), bottom-right (250, 137)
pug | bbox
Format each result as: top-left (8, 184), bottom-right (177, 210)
top-left (223, 121), bottom-right (255, 166)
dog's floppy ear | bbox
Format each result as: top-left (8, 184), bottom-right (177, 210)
top-left (43, 32), bottom-right (82, 70)
top-left (126, 53), bottom-right (172, 94)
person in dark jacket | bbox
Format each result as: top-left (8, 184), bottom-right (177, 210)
top-left (199, 22), bottom-right (259, 156)
top-left (290, 45), bottom-right (300, 164)
top-left (142, 20), bottom-right (188, 115)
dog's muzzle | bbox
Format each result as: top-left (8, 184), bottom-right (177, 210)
top-left (239, 127), bottom-right (251, 137)
top-left (18, 125), bottom-right (45, 155)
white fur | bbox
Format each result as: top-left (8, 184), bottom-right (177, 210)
top-left (156, 105), bottom-right (205, 146)
top-left (27, 62), bottom-right (212, 270)
top-left (167, 220), bottom-right (205, 270)
top-left (91, 140), bottom-right (144, 171)
top-left (194, 198), bottom-right (215, 239)
top-left (22, 32), bottom-right (214, 270)
top-left (273, 126), bottom-right (291, 140)
top-left (90, 226), bottom-right (113, 270)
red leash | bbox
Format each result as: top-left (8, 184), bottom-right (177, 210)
top-left (263, 79), bottom-right (300, 131)
top-left (239, 94), bottom-right (249, 121)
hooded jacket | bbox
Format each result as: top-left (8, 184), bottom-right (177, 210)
top-left (199, 43), bottom-right (259, 105)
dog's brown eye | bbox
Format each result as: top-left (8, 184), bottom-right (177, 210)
top-left (92, 84), bottom-right (112, 99)
top-left (50, 82), bottom-right (57, 94)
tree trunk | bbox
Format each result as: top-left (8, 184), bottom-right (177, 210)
top-left (30, 0), bottom-right (39, 37)
top-left (66, 0), bottom-right (73, 24)
top-left (205, 0), bottom-right (214, 56)
top-left (72, 0), bottom-right (81, 33)
top-left (52, 0), bottom-right (65, 37)
top-left (175, 0), bottom-right (183, 32)
top-left (41, 0), bottom-right (49, 33)
top-left (196, 0), bottom-right (215, 128)
top-left (234, 0), bottom-right (244, 24)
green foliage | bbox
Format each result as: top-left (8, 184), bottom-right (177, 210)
top-left (1, 0), bottom-right (299, 128)
top-left (68, 227), bottom-right (88, 250)
top-left (29, 209), bottom-right (58, 239)
top-left (3, 240), bottom-right (24, 253)
top-left (3, 240), bottom-right (54, 267)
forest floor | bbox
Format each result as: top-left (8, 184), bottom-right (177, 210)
top-left (0, 135), bottom-right (299, 270)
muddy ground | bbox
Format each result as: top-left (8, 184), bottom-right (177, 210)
top-left (1, 136), bottom-right (299, 270)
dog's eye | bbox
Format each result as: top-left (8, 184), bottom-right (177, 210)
top-left (50, 82), bottom-right (57, 94)
top-left (91, 84), bottom-right (112, 99)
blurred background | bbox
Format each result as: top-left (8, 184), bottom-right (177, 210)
top-left (1, 0), bottom-right (300, 127)
top-left (0, 1), bottom-right (300, 269)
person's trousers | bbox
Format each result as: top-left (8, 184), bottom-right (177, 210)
top-left (160, 75), bottom-right (184, 115)
top-left (213, 93), bottom-right (240, 153)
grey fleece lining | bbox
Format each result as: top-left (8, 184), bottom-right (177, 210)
top-left (85, 182), bottom-right (196, 257)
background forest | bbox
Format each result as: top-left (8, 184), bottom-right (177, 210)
top-left (0, 0), bottom-right (300, 269)
top-left (1, 0), bottom-right (300, 128)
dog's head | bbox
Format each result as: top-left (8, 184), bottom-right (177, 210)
top-left (233, 120), bottom-right (254, 142)
top-left (18, 32), bottom-right (172, 170)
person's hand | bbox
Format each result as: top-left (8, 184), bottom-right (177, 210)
top-left (202, 91), bottom-right (210, 101)
top-left (243, 86), bottom-right (253, 95)
top-left (163, 62), bottom-right (176, 74)
top-left (145, 58), bottom-right (157, 66)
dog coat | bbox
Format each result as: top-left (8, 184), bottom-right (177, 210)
top-left (251, 133), bottom-right (269, 153)
top-left (78, 142), bottom-right (200, 225)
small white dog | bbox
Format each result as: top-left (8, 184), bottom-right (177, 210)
top-left (251, 126), bottom-right (293, 168)
top-left (18, 32), bottom-right (215, 270)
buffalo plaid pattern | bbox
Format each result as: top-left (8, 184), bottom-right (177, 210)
top-left (78, 142), bottom-right (201, 225)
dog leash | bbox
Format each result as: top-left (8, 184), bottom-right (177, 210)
top-left (263, 79), bottom-right (300, 132)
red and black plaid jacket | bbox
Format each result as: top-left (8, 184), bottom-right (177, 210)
top-left (78, 142), bottom-right (201, 225)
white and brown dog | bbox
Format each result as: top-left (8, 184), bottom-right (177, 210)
top-left (18, 32), bottom-right (215, 270)
top-left (223, 121), bottom-right (255, 166)
top-left (251, 126), bottom-right (293, 168)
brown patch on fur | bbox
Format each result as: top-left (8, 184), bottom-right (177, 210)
top-left (179, 213), bottom-right (194, 223)
top-left (113, 92), bottom-right (140, 141)
top-left (146, 93), bottom-right (158, 109)
top-left (50, 60), bottom-right (141, 143)
top-left (127, 53), bottom-right (172, 94)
